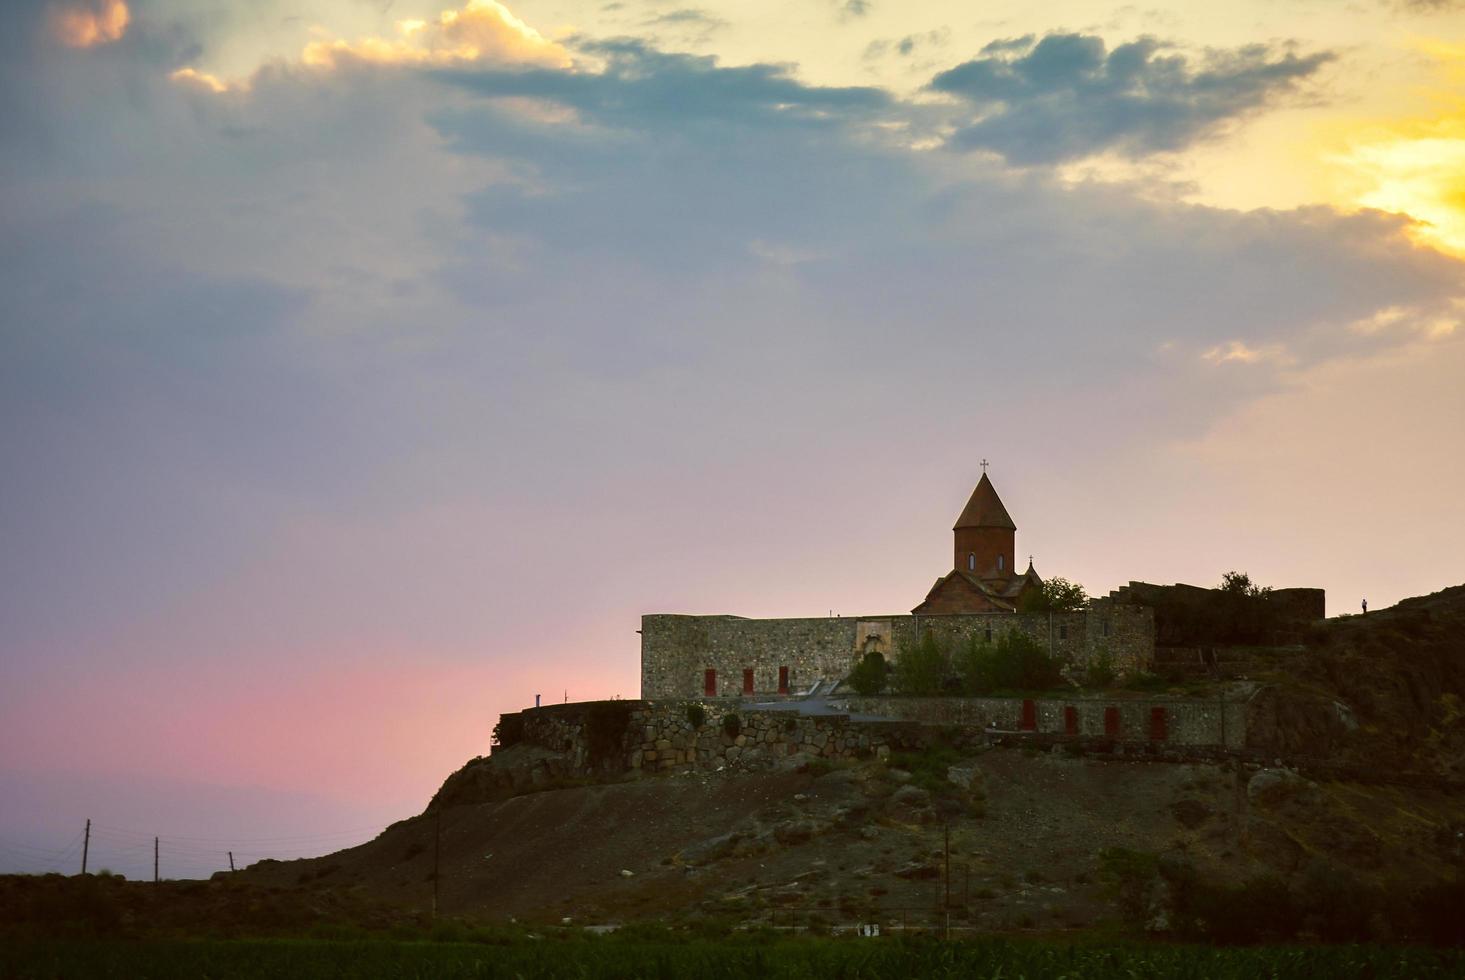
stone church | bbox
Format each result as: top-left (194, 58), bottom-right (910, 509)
top-left (911, 473), bottom-right (1044, 615)
top-left (639, 472), bottom-right (1156, 699)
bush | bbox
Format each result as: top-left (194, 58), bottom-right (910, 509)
top-left (956, 631), bottom-right (1064, 694)
top-left (685, 703), bottom-right (706, 729)
top-left (847, 651), bottom-right (889, 695)
top-left (894, 632), bottom-right (948, 695)
top-left (1098, 848), bottom-right (1160, 923)
top-left (721, 713), bottom-right (741, 738)
top-left (491, 713), bottom-right (524, 751)
top-left (1084, 648), bottom-right (1117, 688)
top-left (888, 739), bottom-right (962, 796)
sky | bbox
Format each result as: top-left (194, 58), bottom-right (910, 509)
top-left (2, 0), bottom-right (1464, 878)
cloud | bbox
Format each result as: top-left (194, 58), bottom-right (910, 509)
top-left (930, 33), bottom-right (1334, 164)
top-left (50, 0), bottom-right (128, 47)
top-left (646, 8), bottom-right (726, 30)
top-left (298, 0), bottom-right (571, 71)
top-left (169, 66), bottom-right (228, 93)
top-left (433, 40), bottom-right (891, 134)
top-left (864, 28), bottom-right (950, 62)
top-left (1202, 340), bottom-right (1291, 366)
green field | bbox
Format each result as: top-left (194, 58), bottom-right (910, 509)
top-left (3, 937), bottom-right (1461, 979)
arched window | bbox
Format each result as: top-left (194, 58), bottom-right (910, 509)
top-left (997, 555), bottom-right (1005, 572)
top-left (967, 553), bottom-right (976, 571)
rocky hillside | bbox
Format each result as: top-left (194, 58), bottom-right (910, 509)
top-left (224, 586), bottom-right (1465, 939)
top-left (1253, 584), bottom-right (1465, 777)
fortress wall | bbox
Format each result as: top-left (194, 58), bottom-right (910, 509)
top-left (492, 689), bottom-right (1251, 796)
top-left (1083, 600), bottom-right (1156, 673)
top-left (832, 693), bottom-right (1250, 749)
top-left (500, 699), bottom-right (928, 777)
top-left (641, 609), bottom-right (1156, 699)
top-left (640, 615), bottom-right (868, 699)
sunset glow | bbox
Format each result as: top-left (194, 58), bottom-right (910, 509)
top-left (299, 0), bottom-right (571, 71)
top-left (51, 0), bottom-right (128, 48)
top-left (1339, 125), bottom-right (1465, 256)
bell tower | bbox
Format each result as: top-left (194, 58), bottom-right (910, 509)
top-left (953, 471), bottom-right (1016, 581)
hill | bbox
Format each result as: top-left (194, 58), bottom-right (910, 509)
top-left (6, 586), bottom-right (1464, 944)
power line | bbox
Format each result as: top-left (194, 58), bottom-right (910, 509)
top-left (90, 822), bottom-right (387, 845)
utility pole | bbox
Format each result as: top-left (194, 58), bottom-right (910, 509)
top-left (228, 852), bottom-right (236, 873)
top-left (81, 819), bottom-right (90, 875)
top-left (432, 810), bottom-right (442, 919)
top-left (154, 837), bottom-right (159, 884)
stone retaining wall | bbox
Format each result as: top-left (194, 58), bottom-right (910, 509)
top-left (500, 700), bottom-right (931, 776)
top-left (830, 691), bottom-right (1252, 749)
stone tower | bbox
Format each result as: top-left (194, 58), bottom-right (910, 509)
top-left (953, 473), bottom-right (1016, 579)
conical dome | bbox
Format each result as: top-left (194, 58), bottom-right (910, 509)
top-left (953, 473), bottom-right (1016, 531)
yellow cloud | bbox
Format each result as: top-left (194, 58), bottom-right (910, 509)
top-left (301, 0), bottom-right (570, 71)
top-left (1334, 121), bottom-right (1465, 256)
top-left (52, 0), bottom-right (129, 48)
top-left (1202, 341), bottom-right (1291, 366)
top-left (169, 67), bottom-right (230, 94)
top-left (1321, 43), bottom-right (1465, 257)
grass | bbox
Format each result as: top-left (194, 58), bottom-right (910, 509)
top-left (1, 936), bottom-right (1462, 979)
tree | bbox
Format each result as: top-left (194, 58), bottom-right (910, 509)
top-left (1219, 571), bottom-right (1271, 598)
top-left (1017, 577), bottom-right (1088, 614)
top-left (893, 631), bottom-right (948, 695)
top-left (956, 630), bottom-right (1065, 694)
top-left (846, 650), bottom-right (889, 696)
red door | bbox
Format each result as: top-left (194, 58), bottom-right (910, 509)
top-left (743, 669), bottom-right (754, 695)
top-left (778, 666), bottom-right (789, 695)
top-left (1064, 705), bottom-right (1079, 736)
top-left (704, 669), bottom-right (717, 697)
top-left (1104, 706), bottom-right (1121, 737)
top-left (1150, 707), bottom-right (1167, 741)
top-left (1021, 699), bottom-right (1037, 731)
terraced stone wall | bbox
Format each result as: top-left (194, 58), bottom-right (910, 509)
top-left (501, 699), bottom-right (928, 775)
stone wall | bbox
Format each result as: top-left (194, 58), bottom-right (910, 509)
top-left (498, 699), bottom-right (929, 776)
top-left (830, 691), bottom-right (1252, 749)
top-left (640, 606), bottom-right (1156, 699)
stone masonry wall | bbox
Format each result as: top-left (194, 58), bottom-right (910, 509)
top-left (501, 700), bottom-right (929, 776)
top-left (830, 692), bottom-right (1251, 749)
top-left (641, 607), bottom-right (1156, 699)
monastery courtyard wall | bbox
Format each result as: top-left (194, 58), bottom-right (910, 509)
top-left (640, 602), bottom-right (1154, 700)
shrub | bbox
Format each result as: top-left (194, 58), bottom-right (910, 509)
top-left (894, 631), bottom-right (948, 695)
top-left (888, 739), bottom-right (962, 796)
top-left (847, 651), bottom-right (889, 695)
top-left (491, 713), bottom-right (524, 751)
top-left (685, 703), bottom-right (706, 729)
top-left (1084, 647), bottom-right (1117, 688)
top-left (1097, 848), bottom-right (1160, 923)
top-left (956, 631), bottom-right (1064, 694)
top-left (722, 713), bottom-right (741, 738)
